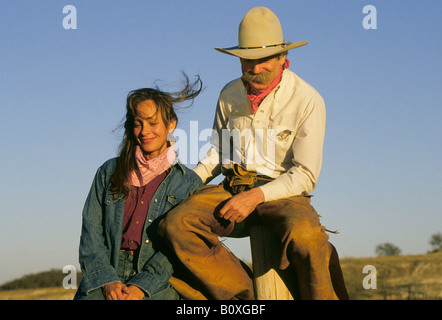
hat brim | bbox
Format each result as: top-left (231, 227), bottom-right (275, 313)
top-left (214, 41), bottom-right (308, 60)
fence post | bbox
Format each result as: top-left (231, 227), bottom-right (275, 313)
top-left (249, 224), bottom-right (296, 300)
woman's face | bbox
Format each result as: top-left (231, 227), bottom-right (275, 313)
top-left (133, 100), bottom-right (176, 160)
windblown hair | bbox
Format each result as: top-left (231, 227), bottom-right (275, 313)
top-left (110, 74), bottom-right (203, 197)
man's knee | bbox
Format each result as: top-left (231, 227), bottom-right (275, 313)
top-left (272, 200), bottom-right (329, 257)
top-left (290, 217), bottom-right (328, 250)
top-left (159, 195), bottom-right (217, 241)
top-left (158, 206), bottom-right (188, 241)
top-left (160, 186), bottom-right (234, 241)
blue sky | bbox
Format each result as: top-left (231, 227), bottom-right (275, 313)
top-left (1, 1), bottom-right (441, 285)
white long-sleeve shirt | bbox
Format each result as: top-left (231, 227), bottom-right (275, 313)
top-left (194, 69), bottom-right (326, 202)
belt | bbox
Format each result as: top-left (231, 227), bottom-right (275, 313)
top-left (223, 164), bottom-right (273, 195)
top-left (226, 164), bottom-right (273, 178)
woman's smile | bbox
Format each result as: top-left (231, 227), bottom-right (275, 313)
top-left (133, 100), bottom-right (176, 160)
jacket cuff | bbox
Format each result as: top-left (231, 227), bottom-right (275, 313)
top-left (125, 272), bottom-right (162, 298)
top-left (80, 267), bottom-right (120, 296)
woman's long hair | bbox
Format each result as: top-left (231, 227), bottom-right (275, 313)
top-left (110, 74), bottom-right (203, 197)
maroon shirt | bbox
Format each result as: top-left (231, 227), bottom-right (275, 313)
top-left (121, 171), bottom-right (168, 251)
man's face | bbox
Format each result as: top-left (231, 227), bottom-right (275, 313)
top-left (240, 55), bottom-right (286, 90)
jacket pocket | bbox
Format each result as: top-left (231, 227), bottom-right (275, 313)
top-left (103, 187), bottom-right (124, 206)
top-left (276, 129), bottom-right (293, 141)
top-left (165, 194), bottom-right (184, 209)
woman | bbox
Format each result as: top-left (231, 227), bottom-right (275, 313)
top-left (74, 76), bottom-right (203, 300)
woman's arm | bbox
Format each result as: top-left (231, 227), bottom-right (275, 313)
top-left (77, 165), bottom-right (121, 296)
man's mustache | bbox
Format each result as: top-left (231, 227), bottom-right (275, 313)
top-left (241, 71), bottom-right (273, 84)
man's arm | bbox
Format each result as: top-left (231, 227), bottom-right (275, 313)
top-left (258, 94), bottom-right (326, 202)
top-left (220, 94), bottom-right (326, 220)
top-left (193, 96), bottom-right (227, 183)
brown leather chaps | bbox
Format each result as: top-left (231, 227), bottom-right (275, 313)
top-left (158, 184), bottom-right (349, 300)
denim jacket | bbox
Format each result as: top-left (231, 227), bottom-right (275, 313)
top-left (76, 157), bottom-right (202, 297)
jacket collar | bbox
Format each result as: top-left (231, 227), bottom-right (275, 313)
top-left (171, 157), bottom-right (187, 174)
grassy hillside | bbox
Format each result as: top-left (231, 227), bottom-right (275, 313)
top-left (340, 252), bottom-right (442, 299)
top-left (0, 269), bottom-right (82, 291)
top-left (0, 252), bottom-right (441, 300)
top-left (0, 287), bottom-right (76, 300)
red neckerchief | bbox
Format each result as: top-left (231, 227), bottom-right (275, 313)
top-left (244, 59), bottom-right (290, 114)
top-left (131, 145), bottom-right (176, 187)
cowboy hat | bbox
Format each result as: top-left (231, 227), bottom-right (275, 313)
top-left (215, 7), bottom-right (308, 60)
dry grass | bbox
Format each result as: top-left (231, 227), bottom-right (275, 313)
top-left (0, 287), bottom-right (76, 300)
top-left (340, 252), bottom-right (442, 299)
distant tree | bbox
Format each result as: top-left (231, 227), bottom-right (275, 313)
top-left (429, 232), bottom-right (442, 253)
top-left (375, 242), bottom-right (401, 256)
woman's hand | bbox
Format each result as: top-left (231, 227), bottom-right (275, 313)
top-left (102, 282), bottom-right (127, 300)
top-left (103, 282), bottom-right (145, 300)
top-left (122, 285), bottom-right (145, 300)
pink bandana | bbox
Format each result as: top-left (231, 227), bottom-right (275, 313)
top-left (245, 59), bottom-right (290, 114)
top-left (130, 145), bottom-right (177, 187)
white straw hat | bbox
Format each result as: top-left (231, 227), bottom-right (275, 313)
top-left (215, 7), bottom-right (308, 60)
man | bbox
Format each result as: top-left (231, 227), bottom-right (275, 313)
top-left (159, 6), bottom-right (349, 300)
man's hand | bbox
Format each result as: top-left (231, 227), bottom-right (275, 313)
top-left (219, 188), bottom-right (265, 223)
